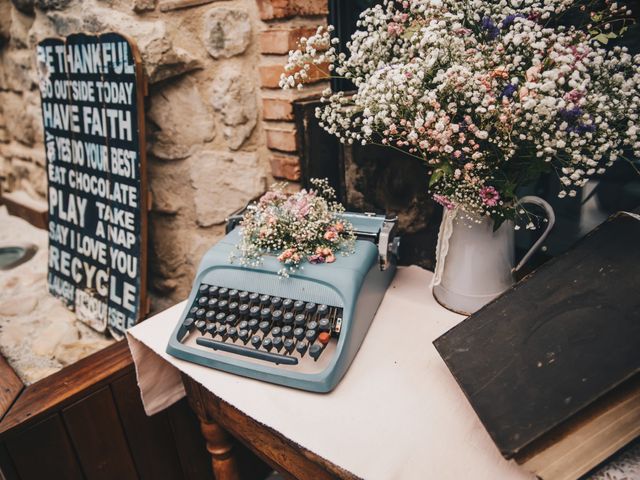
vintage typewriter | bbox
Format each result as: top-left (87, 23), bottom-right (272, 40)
top-left (166, 211), bottom-right (400, 392)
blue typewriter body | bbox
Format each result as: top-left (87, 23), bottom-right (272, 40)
top-left (166, 212), bottom-right (399, 392)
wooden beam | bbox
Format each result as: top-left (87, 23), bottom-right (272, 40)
top-left (0, 356), bottom-right (23, 421)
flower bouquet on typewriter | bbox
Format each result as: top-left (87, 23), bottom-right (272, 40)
top-left (281, 0), bottom-right (640, 314)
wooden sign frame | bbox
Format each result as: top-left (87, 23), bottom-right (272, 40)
top-left (36, 32), bottom-right (149, 340)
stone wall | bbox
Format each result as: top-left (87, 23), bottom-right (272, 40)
top-left (0, 0), bottom-right (328, 308)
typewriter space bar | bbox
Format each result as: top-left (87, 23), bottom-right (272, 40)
top-left (196, 337), bottom-right (298, 365)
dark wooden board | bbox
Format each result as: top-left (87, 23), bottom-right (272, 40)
top-left (111, 372), bottom-right (184, 480)
top-left (62, 386), bottom-right (138, 480)
top-left (0, 442), bottom-right (19, 480)
top-left (4, 414), bottom-right (84, 480)
top-left (433, 212), bottom-right (640, 458)
top-left (0, 340), bottom-right (133, 437)
top-left (0, 357), bottom-right (23, 422)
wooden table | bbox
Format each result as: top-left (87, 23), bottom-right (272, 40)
top-left (126, 267), bottom-right (533, 480)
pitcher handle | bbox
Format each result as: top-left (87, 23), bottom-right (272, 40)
top-left (513, 195), bottom-right (556, 273)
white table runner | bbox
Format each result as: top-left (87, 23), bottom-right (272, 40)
top-left (127, 266), bottom-right (533, 480)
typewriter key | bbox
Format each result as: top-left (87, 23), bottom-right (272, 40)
top-left (259, 294), bottom-right (270, 306)
top-left (190, 306), bottom-right (198, 315)
top-left (282, 325), bottom-right (293, 338)
top-left (272, 310), bottom-right (283, 323)
top-left (208, 298), bottom-right (218, 309)
top-left (238, 320), bottom-right (249, 331)
top-left (183, 317), bottom-right (195, 331)
top-left (251, 335), bottom-right (262, 349)
top-left (205, 310), bottom-right (216, 321)
top-left (259, 321), bottom-right (270, 334)
top-left (206, 323), bottom-right (216, 336)
top-left (238, 304), bottom-right (250, 316)
top-left (305, 302), bottom-right (317, 314)
top-left (307, 321), bottom-right (318, 331)
top-left (225, 314), bottom-right (237, 325)
top-left (262, 337), bottom-right (273, 351)
top-left (296, 341), bottom-right (308, 356)
top-left (227, 326), bottom-right (238, 340)
top-left (249, 292), bottom-right (260, 304)
top-left (309, 344), bottom-right (323, 361)
top-left (271, 297), bottom-right (282, 308)
top-left (248, 319), bottom-right (259, 332)
top-left (271, 327), bottom-right (282, 338)
top-left (199, 284), bottom-right (209, 293)
top-left (229, 302), bottom-right (239, 314)
top-left (317, 304), bottom-right (329, 315)
top-left (305, 329), bottom-right (318, 342)
top-left (283, 312), bottom-right (294, 325)
top-left (318, 332), bottom-right (331, 345)
top-left (294, 314), bottom-right (306, 327)
top-left (216, 324), bottom-right (227, 338)
top-left (293, 300), bottom-right (305, 313)
top-left (273, 337), bottom-right (283, 352)
top-left (260, 308), bottom-right (271, 320)
top-left (249, 306), bottom-right (261, 318)
top-left (218, 300), bottom-right (229, 312)
top-left (284, 339), bottom-right (295, 353)
top-left (239, 291), bottom-right (249, 302)
top-left (318, 318), bottom-right (331, 332)
top-left (282, 298), bottom-right (294, 310)
top-left (229, 289), bottom-right (239, 300)
top-left (208, 286), bottom-right (219, 295)
top-left (198, 296), bottom-right (208, 306)
top-left (293, 327), bottom-right (305, 340)
top-left (216, 312), bottom-right (226, 323)
top-left (196, 308), bottom-right (206, 319)
top-left (238, 329), bottom-right (249, 343)
top-left (195, 320), bottom-right (206, 333)
top-left (218, 287), bottom-right (229, 298)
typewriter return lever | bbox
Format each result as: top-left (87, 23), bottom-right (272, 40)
top-left (378, 215), bottom-right (400, 271)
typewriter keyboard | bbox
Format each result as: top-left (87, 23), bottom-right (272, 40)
top-left (181, 283), bottom-right (343, 368)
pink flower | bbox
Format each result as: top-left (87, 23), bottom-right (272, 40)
top-left (433, 194), bottom-right (455, 210)
top-left (308, 254), bottom-right (325, 264)
top-left (324, 230), bottom-right (338, 241)
top-left (277, 248), bottom-right (295, 262)
top-left (479, 186), bottom-right (500, 207)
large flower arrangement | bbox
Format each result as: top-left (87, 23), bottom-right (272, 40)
top-left (281, 0), bottom-right (640, 228)
top-left (232, 179), bottom-right (356, 276)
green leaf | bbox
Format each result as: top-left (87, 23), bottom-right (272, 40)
top-left (429, 169), bottom-right (444, 188)
top-left (594, 33), bottom-right (610, 44)
top-left (606, 32), bottom-right (618, 39)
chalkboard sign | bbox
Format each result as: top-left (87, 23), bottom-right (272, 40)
top-left (36, 33), bottom-right (148, 339)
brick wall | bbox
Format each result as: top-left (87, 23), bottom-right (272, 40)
top-left (256, 0), bottom-right (330, 182)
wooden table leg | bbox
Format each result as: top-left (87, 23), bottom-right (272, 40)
top-left (198, 418), bottom-right (240, 480)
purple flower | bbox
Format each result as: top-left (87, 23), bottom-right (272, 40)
top-left (308, 254), bottom-right (326, 264)
top-left (501, 14), bottom-right (525, 29)
top-left (481, 16), bottom-right (499, 40)
top-left (500, 83), bottom-right (517, 98)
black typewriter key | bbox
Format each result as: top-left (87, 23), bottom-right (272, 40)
top-left (206, 323), bottom-right (216, 336)
top-left (218, 300), bottom-right (229, 312)
top-left (249, 306), bottom-right (261, 318)
top-left (259, 320), bottom-right (270, 334)
top-left (198, 296), bottom-right (208, 306)
top-left (238, 329), bottom-right (249, 344)
top-left (183, 317), bottom-right (195, 331)
top-left (229, 289), bottom-right (239, 301)
top-left (260, 308), bottom-right (271, 320)
top-left (271, 297), bottom-right (282, 308)
top-left (293, 300), bottom-right (305, 313)
top-left (307, 320), bottom-right (318, 331)
top-left (294, 327), bottom-right (305, 340)
top-left (296, 341), bottom-right (308, 356)
top-left (249, 292), bottom-right (260, 305)
top-left (282, 325), bottom-right (293, 338)
top-left (305, 329), bottom-right (318, 342)
top-left (196, 308), bottom-right (206, 319)
top-left (238, 320), bottom-right (249, 331)
top-left (259, 294), bottom-right (270, 307)
top-left (282, 298), bottom-right (293, 310)
top-left (208, 298), bottom-right (218, 309)
top-left (271, 327), bottom-right (282, 338)
top-left (283, 312), bottom-right (294, 325)
top-left (227, 326), bottom-right (238, 341)
top-left (271, 310), bottom-right (283, 324)
top-left (225, 314), bottom-right (237, 326)
top-left (239, 291), bottom-right (249, 303)
top-left (238, 304), bottom-right (250, 317)
top-left (319, 318), bottom-right (331, 332)
top-left (294, 314), bottom-right (306, 327)
top-left (309, 344), bottom-right (323, 361)
top-left (218, 287), bottom-right (229, 299)
top-left (251, 335), bottom-right (262, 349)
top-left (195, 320), bottom-right (206, 333)
top-left (205, 310), bottom-right (216, 321)
top-left (190, 306), bottom-right (198, 315)
top-left (228, 302), bottom-right (239, 314)
top-left (284, 338), bottom-right (295, 353)
top-left (199, 284), bottom-right (209, 293)
top-left (305, 302), bottom-right (317, 314)
top-left (248, 319), bottom-right (259, 332)
top-left (216, 312), bottom-right (226, 323)
top-left (317, 304), bottom-right (329, 316)
top-left (217, 324), bottom-right (228, 339)
top-left (273, 336), bottom-right (283, 352)
top-left (262, 337), bottom-right (273, 351)
top-left (208, 286), bottom-right (219, 296)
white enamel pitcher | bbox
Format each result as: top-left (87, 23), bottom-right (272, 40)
top-left (432, 196), bottom-right (555, 315)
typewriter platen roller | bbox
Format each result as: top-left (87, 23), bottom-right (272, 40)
top-left (166, 212), bottom-right (399, 392)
